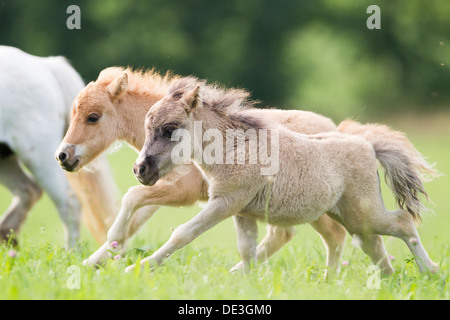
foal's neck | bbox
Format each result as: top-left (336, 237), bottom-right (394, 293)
top-left (190, 106), bottom-right (262, 174)
top-left (118, 92), bottom-right (165, 149)
top-left (194, 106), bottom-right (249, 132)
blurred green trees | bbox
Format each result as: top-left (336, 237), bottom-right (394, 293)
top-left (0, 0), bottom-right (448, 120)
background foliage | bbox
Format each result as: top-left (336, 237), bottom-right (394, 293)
top-left (1, 0), bottom-right (448, 120)
top-left (0, 0), bottom-right (449, 300)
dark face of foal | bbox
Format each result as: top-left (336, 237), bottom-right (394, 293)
top-left (133, 89), bottom-right (197, 185)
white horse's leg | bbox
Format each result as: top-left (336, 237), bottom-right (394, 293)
top-left (229, 216), bottom-right (258, 272)
top-left (84, 186), bottom-right (160, 266)
top-left (34, 167), bottom-right (81, 247)
top-left (17, 145), bottom-right (81, 247)
top-left (0, 155), bottom-right (42, 244)
top-left (125, 197), bottom-right (237, 272)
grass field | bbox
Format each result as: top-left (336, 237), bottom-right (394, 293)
top-left (0, 117), bottom-right (449, 300)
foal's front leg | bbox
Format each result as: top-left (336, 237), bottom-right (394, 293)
top-left (310, 214), bottom-right (347, 275)
top-left (84, 167), bottom-right (207, 266)
top-left (230, 216), bottom-right (258, 272)
top-left (84, 186), bottom-right (160, 266)
top-left (229, 224), bottom-right (295, 273)
top-left (125, 197), bottom-right (239, 272)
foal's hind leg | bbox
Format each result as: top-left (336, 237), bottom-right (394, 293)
top-left (353, 234), bottom-right (394, 274)
top-left (341, 197), bottom-right (437, 273)
top-left (328, 211), bottom-right (394, 274)
top-left (369, 209), bottom-right (437, 273)
top-left (0, 155), bottom-right (42, 245)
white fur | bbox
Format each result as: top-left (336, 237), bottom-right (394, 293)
top-left (0, 46), bottom-right (118, 246)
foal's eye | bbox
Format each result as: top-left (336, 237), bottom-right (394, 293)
top-left (87, 113), bottom-right (101, 123)
top-left (162, 126), bottom-right (177, 139)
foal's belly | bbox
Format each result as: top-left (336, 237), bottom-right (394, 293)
top-left (240, 205), bottom-right (326, 227)
top-left (240, 180), bottom-right (343, 227)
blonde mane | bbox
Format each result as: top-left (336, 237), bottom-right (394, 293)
top-left (97, 66), bottom-right (178, 97)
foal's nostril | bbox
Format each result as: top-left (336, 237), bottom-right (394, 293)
top-left (138, 165), bottom-right (146, 176)
top-left (58, 152), bottom-right (68, 162)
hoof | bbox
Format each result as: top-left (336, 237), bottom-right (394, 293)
top-left (125, 264), bottom-right (136, 273)
top-left (0, 229), bottom-right (18, 247)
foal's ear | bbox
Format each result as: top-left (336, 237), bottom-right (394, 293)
top-left (183, 85), bottom-right (200, 113)
top-left (108, 72), bottom-right (128, 97)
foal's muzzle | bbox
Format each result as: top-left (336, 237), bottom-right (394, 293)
top-left (55, 143), bottom-right (81, 172)
top-left (133, 155), bottom-right (160, 186)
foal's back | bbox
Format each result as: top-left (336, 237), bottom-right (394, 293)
top-left (242, 108), bottom-right (337, 134)
top-left (242, 129), bottom-right (378, 226)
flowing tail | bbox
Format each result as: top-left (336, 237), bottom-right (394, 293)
top-left (338, 119), bottom-right (439, 222)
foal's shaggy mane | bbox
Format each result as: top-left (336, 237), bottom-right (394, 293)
top-left (169, 76), bottom-right (265, 130)
top-left (96, 66), bottom-right (177, 97)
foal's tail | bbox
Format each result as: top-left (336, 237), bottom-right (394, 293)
top-left (338, 119), bottom-right (439, 222)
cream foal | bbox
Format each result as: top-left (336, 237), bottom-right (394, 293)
top-left (132, 77), bottom-right (438, 274)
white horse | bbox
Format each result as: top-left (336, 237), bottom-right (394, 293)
top-left (0, 46), bottom-right (118, 246)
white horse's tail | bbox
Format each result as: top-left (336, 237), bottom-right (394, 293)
top-left (43, 56), bottom-right (119, 243)
top-left (338, 119), bottom-right (439, 223)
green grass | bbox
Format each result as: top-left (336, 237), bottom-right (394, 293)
top-left (0, 125), bottom-right (449, 300)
